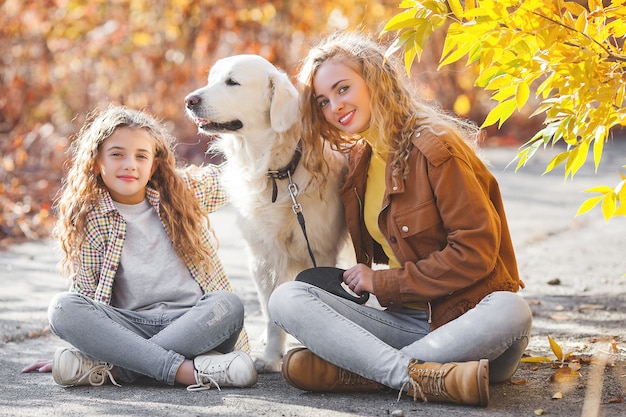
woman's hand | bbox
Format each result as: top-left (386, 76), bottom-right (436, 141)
top-left (22, 358), bottom-right (53, 373)
top-left (343, 264), bottom-right (375, 295)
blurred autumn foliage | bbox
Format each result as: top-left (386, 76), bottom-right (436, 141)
top-left (0, 0), bottom-right (540, 245)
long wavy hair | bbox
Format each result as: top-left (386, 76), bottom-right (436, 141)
top-left (298, 31), bottom-right (480, 180)
top-left (54, 105), bottom-right (215, 278)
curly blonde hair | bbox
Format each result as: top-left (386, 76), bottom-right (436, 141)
top-left (298, 31), bottom-right (480, 180)
top-left (54, 105), bottom-right (215, 278)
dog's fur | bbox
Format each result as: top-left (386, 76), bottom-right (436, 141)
top-left (185, 55), bottom-right (347, 372)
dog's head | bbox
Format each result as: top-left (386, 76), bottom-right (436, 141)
top-left (185, 54), bottom-right (299, 136)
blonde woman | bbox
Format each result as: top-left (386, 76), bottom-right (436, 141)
top-left (268, 31), bottom-right (532, 406)
top-left (23, 105), bottom-right (256, 391)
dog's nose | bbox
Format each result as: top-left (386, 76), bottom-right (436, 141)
top-left (185, 94), bottom-right (201, 109)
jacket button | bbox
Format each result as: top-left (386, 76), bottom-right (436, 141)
top-left (389, 236), bottom-right (397, 244)
top-left (415, 131), bottom-right (421, 137)
top-left (392, 186), bottom-right (398, 191)
top-left (401, 226), bottom-right (409, 233)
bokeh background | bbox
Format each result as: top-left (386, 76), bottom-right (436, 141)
top-left (1, 0), bottom-right (544, 244)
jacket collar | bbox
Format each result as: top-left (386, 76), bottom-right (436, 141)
top-left (347, 140), bottom-right (406, 196)
top-left (95, 186), bottom-right (161, 215)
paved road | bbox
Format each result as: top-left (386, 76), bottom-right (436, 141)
top-left (1, 143), bottom-right (624, 416)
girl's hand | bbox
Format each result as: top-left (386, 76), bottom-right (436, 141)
top-left (343, 264), bottom-right (375, 295)
top-left (22, 359), bottom-right (53, 373)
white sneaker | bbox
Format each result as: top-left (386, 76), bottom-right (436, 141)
top-left (52, 347), bottom-right (120, 387)
top-left (187, 350), bottom-right (257, 391)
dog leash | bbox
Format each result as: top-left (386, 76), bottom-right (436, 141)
top-left (286, 172), bottom-right (317, 268)
top-left (266, 141), bottom-right (317, 268)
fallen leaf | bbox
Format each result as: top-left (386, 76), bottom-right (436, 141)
top-left (534, 409), bottom-right (545, 415)
top-left (578, 304), bottom-right (605, 311)
top-left (608, 396), bottom-right (623, 404)
top-left (521, 356), bottom-right (553, 363)
top-left (552, 391), bottom-right (563, 399)
top-left (549, 336), bottom-right (564, 361)
top-left (568, 362), bottom-right (581, 371)
top-left (549, 367), bottom-right (580, 383)
top-left (549, 313), bottom-right (571, 321)
top-left (510, 378), bottom-right (527, 385)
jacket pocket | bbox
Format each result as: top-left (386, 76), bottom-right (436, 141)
top-left (392, 200), bottom-right (444, 258)
top-left (393, 200), bottom-right (442, 238)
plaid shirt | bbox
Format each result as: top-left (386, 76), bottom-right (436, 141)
top-left (69, 164), bottom-right (249, 352)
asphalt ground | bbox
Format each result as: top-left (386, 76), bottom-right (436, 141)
top-left (1, 142), bottom-right (625, 416)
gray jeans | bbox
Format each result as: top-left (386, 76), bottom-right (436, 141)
top-left (268, 281), bottom-right (532, 389)
top-left (48, 290), bottom-right (244, 385)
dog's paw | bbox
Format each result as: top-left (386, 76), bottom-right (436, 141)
top-left (254, 356), bottom-right (282, 373)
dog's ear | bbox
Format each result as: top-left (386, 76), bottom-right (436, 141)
top-left (269, 72), bottom-right (300, 133)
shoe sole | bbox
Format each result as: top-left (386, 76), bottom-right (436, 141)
top-left (281, 347), bottom-right (308, 390)
top-left (476, 359), bottom-right (489, 407)
top-left (52, 347), bottom-right (70, 387)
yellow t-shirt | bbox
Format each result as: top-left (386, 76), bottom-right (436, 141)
top-left (362, 133), bottom-right (426, 310)
top-left (363, 148), bottom-right (401, 268)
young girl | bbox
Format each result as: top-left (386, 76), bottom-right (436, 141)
top-left (268, 31), bottom-right (532, 406)
top-left (22, 105), bottom-right (256, 391)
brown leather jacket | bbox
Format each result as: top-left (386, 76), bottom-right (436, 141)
top-left (339, 130), bottom-right (523, 330)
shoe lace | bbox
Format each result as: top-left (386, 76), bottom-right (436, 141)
top-left (398, 366), bottom-right (448, 403)
top-left (187, 364), bottom-right (227, 392)
top-left (77, 362), bottom-right (120, 387)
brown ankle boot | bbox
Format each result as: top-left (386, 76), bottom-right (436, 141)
top-left (403, 358), bottom-right (489, 407)
top-left (282, 347), bottom-right (387, 392)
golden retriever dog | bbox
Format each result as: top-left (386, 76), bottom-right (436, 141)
top-left (185, 55), bottom-right (347, 372)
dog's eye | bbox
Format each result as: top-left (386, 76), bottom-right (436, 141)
top-left (226, 78), bottom-right (240, 86)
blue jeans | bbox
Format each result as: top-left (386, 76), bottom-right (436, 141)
top-left (48, 290), bottom-right (244, 385)
top-left (268, 281), bottom-right (532, 389)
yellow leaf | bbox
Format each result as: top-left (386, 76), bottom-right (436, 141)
top-left (385, 17), bottom-right (424, 32)
top-left (404, 37), bottom-right (418, 73)
top-left (516, 80), bottom-right (530, 109)
top-left (439, 39), bottom-right (472, 67)
top-left (543, 151), bottom-right (569, 174)
top-left (574, 12), bottom-right (588, 33)
top-left (382, 8), bottom-right (417, 32)
top-left (601, 193), bottom-right (617, 222)
top-left (475, 65), bottom-right (502, 88)
top-left (534, 409), bottom-right (545, 416)
top-left (552, 391), bottom-right (563, 399)
top-left (548, 336), bottom-right (564, 362)
top-left (481, 98), bottom-right (517, 128)
top-left (521, 356), bottom-right (553, 363)
top-left (588, 0), bottom-right (604, 12)
top-left (448, 0), bottom-right (464, 18)
top-left (565, 140), bottom-right (589, 177)
top-left (576, 195), bottom-right (603, 216)
top-left (492, 85), bottom-right (517, 102)
top-left (583, 185), bottom-right (613, 194)
top-left (593, 127), bottom-right (606, 171)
